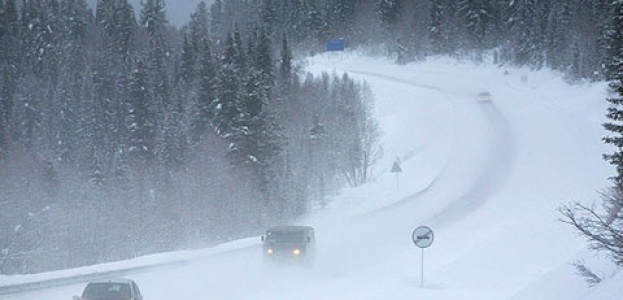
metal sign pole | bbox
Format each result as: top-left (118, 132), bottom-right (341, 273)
top-left (412, 226), bottom-right (434, 289)
top-left (390, 161), bottom-right (402, 190)
top-left (421, 248), bottom-right (424, 288)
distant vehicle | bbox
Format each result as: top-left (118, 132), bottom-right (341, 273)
top-left (477, 91), bottom-right (492, 102)
top-left (261, 225), bottom-right (316, 263)
top-left (73, 278), bottom-right (143, 300)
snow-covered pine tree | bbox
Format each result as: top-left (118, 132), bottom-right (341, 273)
top-left (127, 59), bottom-right (155, 161)
top-left (188, 1), bottom-right (209, 54)
top-left (15, 0), bottom-right (44, 150)
top-left (0, 0), bottom-right (19, 156)
top-left (178, 1), bottom-right (211, 146)
top-left (543, 0), bottom-right (571, 72)
top-left (140, 0), bottom-right (187, 170)
top-left (603, 2), bottom-right (623, 188)
top-left (252, 26), bottom-right (274, 96)
top-left (52, 0), bottom-right (93, 165)
top-left (227, 26), bottom-right (283, 178)
top-left (139, 0), bottom-right (170, 109)
top-left (178, 0), bottom-right (209, 83)
top-left (0, 0), bottom-right (5, 157)
top-left (593, 0), bottom-right (614, 80)
top-left (92, 0), bottom-right (138, 184)
top-left (196, 38), bottom-right (217, 138)
top-left (277, 32), bottom-right (294, 94)
top-left (299, 0), bottom-right (323, 46)
top-left (258, 0), bottom-right (278, 33)
top-left (458, 0), bottom-right (494, 51)
top-left (377, 0), bottom-right (400, 33)
top-left (326, 0), bottom-right (360, 38)
top-left (209, 0), bottom-right (225, 43)
top-left (213, 31), bottom-right (244, 137)
top-left (429, 0), bottom-right (461, 55)
top-left (506, 0), bottom-right (541, 66)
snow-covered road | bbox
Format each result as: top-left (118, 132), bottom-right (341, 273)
top-left (2, 54), bottom-right (616, 300)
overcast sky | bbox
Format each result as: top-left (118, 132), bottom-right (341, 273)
top-left (86, 0), bottom-right (210, 27)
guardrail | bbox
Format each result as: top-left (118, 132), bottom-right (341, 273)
top-left (0, 261), bottom-right (170, 296)
top-left (0, 240), bottom-right (260, 296)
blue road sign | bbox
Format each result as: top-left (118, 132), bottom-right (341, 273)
top-left (327, 39), bottom-right (345, 52)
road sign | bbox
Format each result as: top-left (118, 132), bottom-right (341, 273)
top-left (412, 226), bottom-right (434, 248)
top-left (412, 225), bottom-right (434, 288)
top-left (326, 39), bottom-right (345, 52)
top-left (391, 161), bottom-right (402, 173)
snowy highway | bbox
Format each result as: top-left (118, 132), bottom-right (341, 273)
top-left (2, 54), bottom-right (614, 300)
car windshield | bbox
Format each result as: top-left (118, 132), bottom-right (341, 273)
top-left (82, 283), bottom-right (131, 298)
top-left (265, 231), bottom-right (305, 243)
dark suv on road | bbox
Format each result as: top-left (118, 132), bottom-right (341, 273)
top-left (261, 225), bottom-right (316, 263)
top-left (73, 278), bottom-right (143, 300)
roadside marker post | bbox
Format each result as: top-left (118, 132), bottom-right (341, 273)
top-left (412, 226), bottom-right (434, 288)
top-left (390, 160), bottom-right (402, 189)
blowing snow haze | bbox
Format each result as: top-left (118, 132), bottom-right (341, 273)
top-left (1, 0), bottom-right (622, 299)
top-left (86, 0), bottom-right (208, 27)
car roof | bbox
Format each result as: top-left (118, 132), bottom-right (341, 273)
top-left (267, 225), bottom-right (314, 232)
top-left (87, 278), bottom-right (134, 285)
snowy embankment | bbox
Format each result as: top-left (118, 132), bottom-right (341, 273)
top-left (2, 53), bottom-right (621, 300)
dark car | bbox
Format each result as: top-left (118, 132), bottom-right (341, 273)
top-left (73, 278), bottom-right (143, 300)
top-left (261, 225), bottom-right (316, 263)
top-left (477, 91), bottom-right (492, 102)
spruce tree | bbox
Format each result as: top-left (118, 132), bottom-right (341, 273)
top-left (604, 2), bottom-right (623, 186)
top-left (52, 0), bottom-right (93, 165)
top-left (209, 0), bottom-right (225, 42)
top-left (507, 0), bottom-right (540, 66)
top-left (16, 0), bottom-right (51, 149)
top-left (196, 39), bottom-right (217, 138)
top-left (214, 32), bottom-right (243, 137)
top-left (377, 0), bottom-right (400, 33)
top-left (127, 59), bottom-right (155, 161)
top-left (429, 0), bottom-right (461, 55)
top-left (458, 0), bottom-right (494, 50)
top-left (178, 2), bottom-right (211, 145)
top-left (92, 0), bottom-right (137, 184)
top-left (277, 33), bottom-right (293, 90)
top-left (140, 0), bottom-right (170, 108)
top-left (140, 0), bottom-right (187, 169)
top-left (0, 0), bottom-right (19, 155)
top-left (253, 26), bottom-right (274, 95)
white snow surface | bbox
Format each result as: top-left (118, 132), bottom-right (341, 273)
top-left (2, 53), bottom-right (622, 300)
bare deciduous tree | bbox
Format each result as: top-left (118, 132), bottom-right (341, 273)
top-left (559, 186), bottom-right (623, 266)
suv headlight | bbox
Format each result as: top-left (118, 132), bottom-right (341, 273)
top-left (292, 248), bottom-right (301, 256)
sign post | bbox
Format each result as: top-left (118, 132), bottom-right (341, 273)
top-left (390, 160), bottom-right (402, 189)
top-left (412, 226), bottom-right (434, 288)
top-left (326, 39), bottom-right (345, 61)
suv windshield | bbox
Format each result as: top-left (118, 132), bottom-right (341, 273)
top-left (265, 231), bottom-right (305, 243)
top-left (82, 283), bottom-right (131, 298)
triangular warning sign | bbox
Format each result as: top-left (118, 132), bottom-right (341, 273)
top-left (391, 161), bottom-right (402, 173)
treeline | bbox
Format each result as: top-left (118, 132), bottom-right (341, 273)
top-left (242, 0), bottom-right (610, 80)
top-left (0, 0), bottom-right (380, 274)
